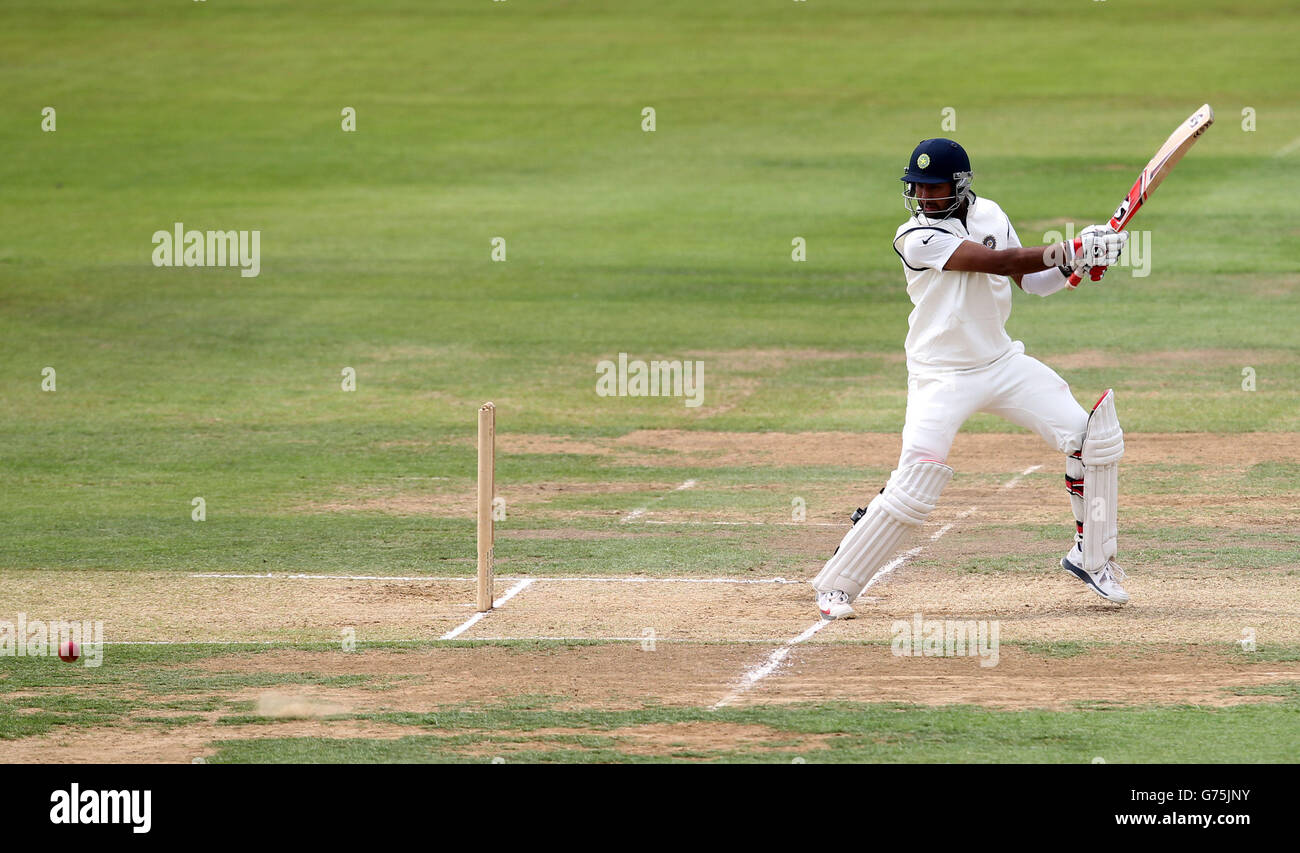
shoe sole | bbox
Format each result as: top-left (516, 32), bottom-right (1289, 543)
top-left (819, 607), bottom-right (856, 621)
top-left (1061, 557), bottom-right (1130, 604)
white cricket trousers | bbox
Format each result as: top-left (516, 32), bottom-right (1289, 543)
top-left (899, 343), bottom-right (1089, 468)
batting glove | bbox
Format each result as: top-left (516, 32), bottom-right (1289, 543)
top-left (1073, 225), bottom-right (1129, 274)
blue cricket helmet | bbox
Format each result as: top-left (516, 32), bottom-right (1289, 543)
top-left (900, 138), bottom-right (974, 220)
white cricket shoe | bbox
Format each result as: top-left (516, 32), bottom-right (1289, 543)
top-left (1062, 547), bottom-right (1130, 605)
top-left (817, 589), bottom-right (856, 620)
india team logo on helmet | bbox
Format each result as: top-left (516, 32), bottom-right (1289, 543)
top-left (901, 138), bottom-right (975, 222)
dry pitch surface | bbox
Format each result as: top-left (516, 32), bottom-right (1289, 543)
top-left (2, 431), bottom-right (1296, 762)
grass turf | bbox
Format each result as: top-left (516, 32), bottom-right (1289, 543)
top-left (2, 1), bottom-right (1297, 578)
top-left (1, 0), bottom-right (1297, 762)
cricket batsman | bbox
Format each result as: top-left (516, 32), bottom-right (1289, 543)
top-left (814, 138), bottom-right (1130, 620)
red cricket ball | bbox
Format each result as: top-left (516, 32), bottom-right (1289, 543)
top-left (58, 640), bottom-right (79, 663)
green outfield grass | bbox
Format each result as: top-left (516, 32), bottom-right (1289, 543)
top-left (1, 1), bottom-right (1297, 763)
top-left (205, 697), bottom-right (1300, 763)
top-left (3, 643), bottom-right (1296, 762)
top-left (2, 2), bottom-right (1298, 573)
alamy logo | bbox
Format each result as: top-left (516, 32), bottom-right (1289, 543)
top-left (891, 612), bottom-right (1000, 668)
top-left (152, 222), bottom-right (260, 278)
top-left (50, 784), bottom-right (151, 833)
top-left (0, 614), bottom-right (103, 667)
top-left (1042, 223), bottom-right (1151, 277)
top-left (595, 353), bottom-right (703, 408)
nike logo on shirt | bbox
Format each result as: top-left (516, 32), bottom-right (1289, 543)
top-left (921, 236), bottom-right (933, 245)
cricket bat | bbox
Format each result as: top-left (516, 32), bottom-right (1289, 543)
top-left (1069, 103), bottom-right (1215, 286)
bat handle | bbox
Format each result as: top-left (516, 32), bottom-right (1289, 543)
top-left (1066, 218), bottom-right (1124, 289)
top-left (1067, 264), bottom-right (1109, 287)
top-left (1066, 237), bottom-right (1083, 288)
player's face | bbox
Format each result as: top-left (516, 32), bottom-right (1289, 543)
top-left (915, 182), bottom-right (956, 213)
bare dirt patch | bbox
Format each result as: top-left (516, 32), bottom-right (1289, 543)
top-left (254, 692), bottom-right (350, 718)
top-left (610, 431), bottom-right (1300, 471)
top-left (755, 645), bottom-right (1298, 711)
top-left (598, 721), bottom-right (817, 756)
top-left (683, 348), bottom-right (882, 369)
top-left (3, 428), bottom-right (1295, 762)
top-left (510, 431), bottom-right (1300, 473)
top-left (0, 636), bottom-right (1292, 762)
top-left (310, 480), bottom-right (661, 519)
top-left (503, 528), bottom-right (637, 540)
top-left (1049, 349), bottom-right (1291, 370)
top-left (301, 432), bottom-right (1300, 523)
top-left (195, 645), bottom-right (757, 709)
top-left (5, 641), bottom-right (1292, 764)
top-left (499, 435), bottom-right (613, 456)
top-left (1235, 275), bottom-right (1300, 298)
top-left (467, 569), bottom-right (1300, 647)
top-left (453, 721), bottom-right (828, 759)
top-left (0, 572), bottom-right (479, 643)
top-left (0, 718), bottom-right (419, 764)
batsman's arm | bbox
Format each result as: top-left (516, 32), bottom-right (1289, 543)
top-left (943, 240), bottom-right (1070, 281)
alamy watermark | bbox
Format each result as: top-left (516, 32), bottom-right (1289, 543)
top-left (596, 353), bottom-right (704, 408)
top-left (50, 784), bottom-right (150, 833)
top-left (152, 222), bottom-right (260, 278)
top-left (0, 614), bottom-right (103, 667)
top-left (1042, 223), bottom-right (1151, 278)
top-left (891, 612), bottom-right (999, 668)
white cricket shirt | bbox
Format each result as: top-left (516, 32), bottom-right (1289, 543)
top-left (891, 195), bottom-right (1023, 373)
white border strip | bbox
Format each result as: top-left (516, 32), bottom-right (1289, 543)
top-left (711, 538), bottom-right (937, 711)
top-left (621, 479), bottom-right (696, 522)
top-left (104, 641), bottom-right (277, 646)
top-left (465, 636), bottom-right (806, 643)
top-left (711, 621), bottom-right (833, 710)
top-left (100, 635), bottom-right (879, 646)
top-left (187, 573), bottom-right (806, 585)
top-left (440, 578), bottom-right (534, 640)
top-left (190, 573), bottom-right (466, 581)
top-left (533, 576), bottom-right (801, 584)
top-left (1002, 464), bottom-right (1042, 490)
top-left (637, 520), bottom-right (843, 527)
top-left (710, 538), bottom-right (937, 711)
top-left (712, 465), bottom-right (1039, 708)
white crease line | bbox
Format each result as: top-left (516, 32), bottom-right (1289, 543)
top-left (713, 469), bottom-right (1029, 708)
top-left (638, 520), bottom-right (843, 527)
top-left (186, 573), bottom-right (803, 585)
top-left (467, 636), bottom-right (803, 643)
top-left (538, 576), bottom-right (801, 584)
top-left (102, 635), bottom-right (866, 646)
top-left (868, 508), bottom-right (977, 588)
top-left (104, 641), bottom-right (277, 646)
top-left (712, 540), bottom-right (939, 709)
top-left (712, 620), bottom-right (835, 709)
top-left (440, 578), bottom-right (534, 640)
top-left (621, 479), bottom-right (697, 522)
top-left (191, 573), bottom-right (472, 581)
top-left (930, 524), bottom-right (955, 540)
top-left (929, 506), bottom-right (978, 542)
top-left (1001, 464), bottom-right (1042, 490)
top-left (1275, 135), bottom-right (1300, 157)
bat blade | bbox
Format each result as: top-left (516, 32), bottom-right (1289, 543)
top-left (1068, 104), bottom-right (1215, 287)
top-left (1109, 103), bottom-right (1215, 231)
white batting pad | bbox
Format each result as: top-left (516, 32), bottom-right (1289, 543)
top-left (1081, 389), bottom-right (1124, 573)
top-left (812, 460), bottom-right (953, 599)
